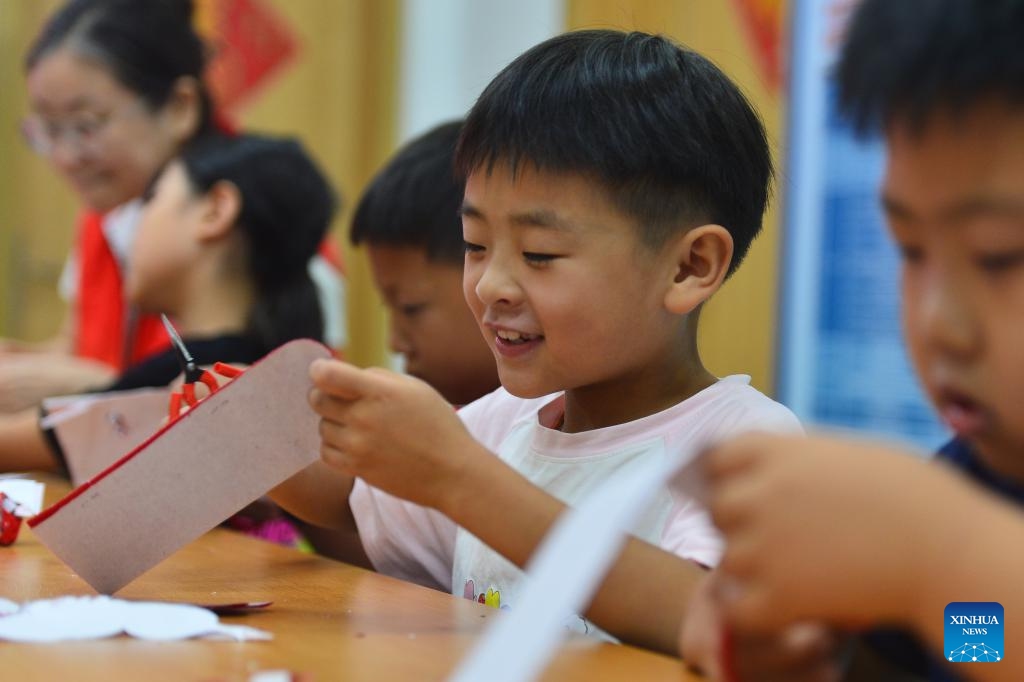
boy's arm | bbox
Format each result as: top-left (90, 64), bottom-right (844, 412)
top-left (443, 448), bottom-right (707, 654)
top-left (904, 494), bottom-right (1022, 682)
top-left (0, 408), bottom-right (61, 472)
top-left (269, 461), bottom-right (374, 570)
top-left (269, 460), bottom-right (356, 531)
top-left (705, 433), bottom-right (1024, 682)
top-left (307, 359), bottom-right (704, 655)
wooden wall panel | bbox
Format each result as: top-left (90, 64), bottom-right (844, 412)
top-left (0, 1), bottom-right (398, 369)
top-left (0, 0), bottom-right (79, 342)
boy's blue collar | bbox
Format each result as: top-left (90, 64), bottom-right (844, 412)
top-left (937, 438), bottom-right (1024, 505)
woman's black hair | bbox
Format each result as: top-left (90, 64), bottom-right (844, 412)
top-left (26, 0), bottom-right (215, 135)
top-left (177, 134), bottom-right (338, 350)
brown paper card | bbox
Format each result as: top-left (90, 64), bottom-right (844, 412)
top-left (44, 388), bottom-right (169, 486)
top-left (30, 339), bottom-right (331, 594)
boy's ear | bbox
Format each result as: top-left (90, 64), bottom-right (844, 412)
top-left (663, 224), bottom-right (733, 315)
top-left (195, 180), bottom-right (241, 241)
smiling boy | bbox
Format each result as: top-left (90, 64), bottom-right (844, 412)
top-left (272, 29), bottom-right (800, 653)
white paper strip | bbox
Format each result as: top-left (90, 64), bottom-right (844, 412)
top-left (0, 479), bottom-right (45, 516)
top-left (450, 448), bottom-right (705, 682)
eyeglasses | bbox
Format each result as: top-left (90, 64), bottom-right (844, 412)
top-left (21, 101), bottom-right (146, 157)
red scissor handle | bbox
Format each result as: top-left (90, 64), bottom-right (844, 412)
top-left (720, 625), bottom-right (740, 682)
top-left (0, 493), bottom-right (24, 547)
top-left (182, 370), bottom-right (220, 406)
top-left (167, 364), bottom-right (247, 421)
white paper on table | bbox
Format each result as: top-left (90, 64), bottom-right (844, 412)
top-left (449, 447), bottom-right (709, 682)
top-left (0, 596), bottom-right (272, 642)
top-left (0, 479), bottom-right (45, 516)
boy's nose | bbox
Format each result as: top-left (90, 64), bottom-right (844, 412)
top-left (387, 318), bottom-right (412, 356)
top-left (914, 274), bottom-right (980, 359)
top-left (473, 260), bottom-right (521, 308)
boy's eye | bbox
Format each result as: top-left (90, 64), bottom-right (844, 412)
top-left (140, 181), bottom-right (158, 203)
top-left (464, 240), bottom-right (484, 254)
top-left (523, 252), bottom-right (557, 264)
top-left (399, 303), bottom-right (426, 317)
top-left (978, 250), bottom-right (1024, 273)
top-left (897, 244), bottom-right (924, 265)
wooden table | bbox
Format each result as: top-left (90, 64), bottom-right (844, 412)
top-left (0, 479), bottom-right (698, 681)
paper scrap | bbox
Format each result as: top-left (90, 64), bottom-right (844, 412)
top-left (0, 596), bottom-right (272, 643)
top-left (0, 479), bottom-right (45, 517)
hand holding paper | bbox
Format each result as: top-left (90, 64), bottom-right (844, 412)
top-left (308, 359), bottom-right (483, 510)
top-left (30, 339), bottom-right (331, 594)
top-left (705, 433), bottom-right (949, 631)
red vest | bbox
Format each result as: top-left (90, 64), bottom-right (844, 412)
top-left (72, 209), bottom-right (344, 370)
top-left (72, 210), bottom-right (168, 370)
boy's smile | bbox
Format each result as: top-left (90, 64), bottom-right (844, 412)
top-left (461, 163), bottom-right (716, 431)
top-left (883, 101), bottom-right (1024, 480)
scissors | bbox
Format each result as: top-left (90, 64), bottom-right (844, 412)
top-left (161, 315), bottom-right (243, 420)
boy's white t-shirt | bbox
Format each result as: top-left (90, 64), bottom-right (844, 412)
top-left (349, 375), bottom-right (801, 608)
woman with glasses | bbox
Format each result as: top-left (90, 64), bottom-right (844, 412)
top-left (0, 0), bottom-right (218, 413)
top-left (1, 0), bottom-right (346, 412)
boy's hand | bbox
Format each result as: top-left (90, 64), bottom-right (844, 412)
top-left (308, 359), bottom-right (483, 509)
top-left (704, 433), bottom-right (959, 633)
top-left (681, 572), bottom-right (844, 682)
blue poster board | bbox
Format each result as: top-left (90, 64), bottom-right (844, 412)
top-left (777, 0), bottom-right (948, 450)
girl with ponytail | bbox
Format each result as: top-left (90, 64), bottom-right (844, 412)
top-left (0, 133), bottom-right (337, 478)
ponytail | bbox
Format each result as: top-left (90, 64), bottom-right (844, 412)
top-left (178, 134), bottom-right (338, 351)
top-left (248, 271), bottom-right (324, 351)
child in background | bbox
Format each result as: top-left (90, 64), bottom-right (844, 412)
top-left (0, 134), bottom-right (336, 479)
top-left (0, 0), bottom-right (218, 409)
top-left (350, 120), bottom-right (499, 405)
top-left (299, 121), bottom-right (500, 560)
top-left (704, 1), bottom-right (1024, 680)
top-left (272, 29), bottom-right (800, 653)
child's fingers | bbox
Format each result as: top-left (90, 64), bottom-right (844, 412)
top-left (308, 387), bottom-right (347, 420)
top-left (320, 440), bottom-right (355, 474)
top-left (309, 358), bottom-right (375, 400)
top-left (732, 623), bottom-right (840, 674)
top-left (703, 434), bottom-right (773, 485)
top-left (717, 578), bottom-right (785, 634)
top-left (706, 467), bottom-right (771, 535)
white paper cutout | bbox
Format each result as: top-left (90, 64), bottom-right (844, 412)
top-left (0, 596), bottom-right (272, 643)
top-left (0, 479), bottom-right (45, 516)
top-left (450, 448), bottom-right (705, 682)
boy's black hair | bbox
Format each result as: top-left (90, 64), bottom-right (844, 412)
top-left (26, 0), bottom-right (215, 136)
top-left (176, 134), bottom-right (338, 350)
top-left (350, 121), bottom-right (465, 266)
top-left (454, 29), bottom-right (772, 276)
top-left (837, 0), bottom-right (1024, 134)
